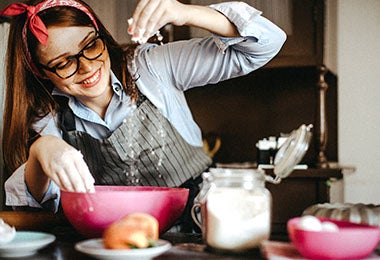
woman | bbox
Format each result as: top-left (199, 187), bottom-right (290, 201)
top-left (1, 0), bottom-right (285, 230)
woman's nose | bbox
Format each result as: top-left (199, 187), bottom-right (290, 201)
top-left (77, 56), bottom-right (93, 73)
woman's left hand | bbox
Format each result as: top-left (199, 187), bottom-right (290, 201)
top-left (129, 0), bottom-right (187, 42)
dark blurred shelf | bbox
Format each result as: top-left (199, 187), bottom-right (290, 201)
top-left (263, 166), bottom-right (350, 179)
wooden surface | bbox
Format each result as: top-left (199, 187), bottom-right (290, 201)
top-left (0, 211), bottom-right (67, 231)
top-left (0, 223), bottom-right (266, 259)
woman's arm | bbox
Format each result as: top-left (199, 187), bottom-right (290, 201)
top-left (180, 4), bottom-right (240, 37)
top-left (135, 2), bottom-right (286, 92)
top-left (25, 135), bottom-right (95, 202)
top-left (5, 107), bottom-right (95, 211)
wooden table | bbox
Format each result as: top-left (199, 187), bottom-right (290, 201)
top-left (2, 211), bottom-right (379, 259)
top-left (0, 211), bottom-right (265, 259)
top-left (19, 230), bottom-right (265, 259)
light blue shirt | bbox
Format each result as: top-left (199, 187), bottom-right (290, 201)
top-left (5, 2), bottom-right (286, 211)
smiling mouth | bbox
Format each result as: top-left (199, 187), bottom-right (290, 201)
top-left (81, 69), bottom-right (101, 85)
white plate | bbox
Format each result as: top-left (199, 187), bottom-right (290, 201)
top-left (0, 231), bottom-right (56, 258)
top-left (75, 238), bottom-right (172, 260)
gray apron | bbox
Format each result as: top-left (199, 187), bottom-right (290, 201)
top-left (59, 95), bottom-right (211, 186)
top-left (58, 94), bottom-right (212, 232)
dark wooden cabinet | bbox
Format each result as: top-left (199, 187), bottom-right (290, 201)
top-left (186, 66), bottom-right (338, 166)
top-left (265, 0), bottom-right (324, 68)
top-left (173, 0), bottom-right (324, 68)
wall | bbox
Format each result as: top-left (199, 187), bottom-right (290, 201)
top-left (85, 0), bottom-right (137, 43)
top-left (325, 1), bottom-right (380, 204)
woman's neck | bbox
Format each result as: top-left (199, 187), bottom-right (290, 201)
top-left (79, 86), bottom-right (113, 119)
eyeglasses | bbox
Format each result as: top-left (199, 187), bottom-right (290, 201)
top-left (39, 35), bottom-right (106, 79)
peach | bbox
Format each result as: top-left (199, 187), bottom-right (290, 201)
top-left (103, 213), bottom-right (159, 249)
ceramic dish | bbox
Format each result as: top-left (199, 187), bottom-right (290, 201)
top-left (0, 231), bottom-right (56, 258)
top-left (288, 217), bottom-right (380, 259)
top-left (75, 238), bottom-right (171, 260)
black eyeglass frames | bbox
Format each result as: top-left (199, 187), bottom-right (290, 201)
top-left (39, 35), bottom-right (106, 79)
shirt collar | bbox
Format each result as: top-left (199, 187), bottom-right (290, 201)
top-left (51, 71), bottom-right (126, 125)
top-left (110, 71), bottom-right (124, 100)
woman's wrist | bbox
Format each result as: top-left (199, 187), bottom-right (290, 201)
top-left (25, 137), bottom-right (51, 202)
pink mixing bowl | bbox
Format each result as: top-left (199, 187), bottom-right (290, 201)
top-left (61, 186), bottom-right (189, 238)
top-left (287, 217), bottom-right (380, 259)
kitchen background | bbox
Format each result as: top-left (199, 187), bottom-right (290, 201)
top-left (0, 0), bottom-right (379, 209)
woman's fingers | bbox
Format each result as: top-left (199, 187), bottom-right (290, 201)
top-left (130, 0), bottom-right (150, 38)
top-left (131, 0), bottom-right (149, 25)
top-left (56, 168), bottom-right (75, 192)
top-left (130, 0), bottom-right (182, 43)
top-left (62, 150), bottom-right (95, 193)
top-left (131, 0), bottom-right (161, 42)
top-left (144, 4), bottom-right (166, 39)
top-left (45, 149), bottom-right (94, 193)
top-left (74, 153), bottom-right (95, 192)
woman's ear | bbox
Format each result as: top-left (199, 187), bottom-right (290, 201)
top-left (39, 73), bottom-right (50, 80)
top-left (35, 67), bottom-right (51, 80)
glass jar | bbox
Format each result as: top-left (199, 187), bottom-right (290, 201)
top-left (191, 124), bottom-right (313, 252)
top-left (192, 169), bottom-right (271, 252)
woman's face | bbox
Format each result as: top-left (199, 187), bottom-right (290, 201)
top-left (36, 26), bottom-right (112, 106)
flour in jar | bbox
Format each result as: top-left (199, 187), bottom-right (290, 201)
top-left (205, 187), bottom-right (270, 251)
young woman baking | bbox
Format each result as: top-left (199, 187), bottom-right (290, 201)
top-left (1, 0), bottom-right (286, 231)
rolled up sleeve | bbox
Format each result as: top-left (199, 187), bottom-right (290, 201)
top-left (5, 164), bottom-right (60, 212)
top-left (209, 1), bottom-right (287, 64)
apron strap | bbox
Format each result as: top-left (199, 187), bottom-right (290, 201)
top-left (55, 92), bottom-right (147, 134)
top-left (55, 96), bottom-right (76, 143)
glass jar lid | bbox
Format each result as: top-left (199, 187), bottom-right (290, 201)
top-left (271, 124), bottom-right (313, 183)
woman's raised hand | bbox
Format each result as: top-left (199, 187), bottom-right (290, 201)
top-left (128, 0), bottom-right (239, 43)
top-left (129, 0), bottom-right (186, 43)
